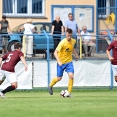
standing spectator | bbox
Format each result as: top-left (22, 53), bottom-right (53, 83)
top-left (0, 15), bottom-right (12, 56)
top-left (65, 13), bottom-right (80, 39)
top-left (0, 42), bottom-right (28, 98)
top-left (81, 26), bottom-right (96, 57)
top-left (51, 16), bottom-right (64, 56)
top-left (106, 35), bottom-right (117, 83)
top-left (19, 19), bottom-right (37, 58)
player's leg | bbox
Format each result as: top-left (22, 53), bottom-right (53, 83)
top-left (0, 76), bottom-right (6, 85)
top-left (112, 65), bottom-right (117, 82)
top-left (68, 73), bottom-right (74, 93)
top-left (48, 63), bottom-right (64, 95)
top-left (48, 76), bottom-right (62, 95)
top-left (0, 69), bottom-right (5, 85)
top-left (0, 71), bottom-right (17, 98)
top-left (66, 62), bottom-right (74, 94)
top-left (1, 82), bottom-right (17, 95)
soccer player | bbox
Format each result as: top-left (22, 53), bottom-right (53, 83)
top-left (0, 42), bottom-right (28, 98)
top-left (48, 28), bottom-right (78, 96)
top-left (106, 35), bottom-right (117, 82)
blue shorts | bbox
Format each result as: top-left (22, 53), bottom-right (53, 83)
top-left (57, 62), bottom-right (74, 77)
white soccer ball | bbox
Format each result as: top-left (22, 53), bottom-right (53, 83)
top-left (60, 90), bottom-right (70, 97)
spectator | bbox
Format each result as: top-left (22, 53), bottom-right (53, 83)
top-left (0, 15), bottom-right (12, 56)
top-left (81, 26), bottom-right (96, 57)
top-left (19, 18), bottom-right (37, 58)
top-left (65, 13), bottom-right (80, 39)
top-left (51, 16), bottom-right (64, 57)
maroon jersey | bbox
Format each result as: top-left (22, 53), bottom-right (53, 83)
top-left (1, 50), bottom-right (23, 72)
top-left (107, 40), bottom-right (117, 65)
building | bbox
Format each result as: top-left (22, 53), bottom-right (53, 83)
top-left (0, 0), bottom-right (116, 53)
top-left (0, 0), bottom-right (96, 32)
top-left (0, 0), bottom-right (116, 31)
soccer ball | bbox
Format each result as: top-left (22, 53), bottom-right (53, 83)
top-left (60, 90), bottom-right (70, 97)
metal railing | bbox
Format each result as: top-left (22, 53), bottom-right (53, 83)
top-left (0, 31), bottom-right (116, 89)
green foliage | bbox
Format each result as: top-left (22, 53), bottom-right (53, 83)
top-left (0, 90), bottom-right (117, 117)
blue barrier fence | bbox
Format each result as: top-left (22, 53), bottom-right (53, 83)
top-left (0, 30), bottom-right (116, 89)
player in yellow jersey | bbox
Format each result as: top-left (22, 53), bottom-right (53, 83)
top-left (48, 28), bottom-right (78, 97)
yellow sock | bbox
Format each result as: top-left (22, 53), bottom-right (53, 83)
top-left (68, 79), bottom-right (73, 93)
top-left (50, 77), bottom-right (58, 87)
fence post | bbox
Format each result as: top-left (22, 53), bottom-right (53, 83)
top-left (43, 30), bottom-right (50, 88)
top-left (107, 30), bottom-right (113, 89)
top-left (80, 37), bottom-right (82, 59)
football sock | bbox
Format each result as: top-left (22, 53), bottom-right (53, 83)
top-left (68, 79), bottom-right (73, 93)
top-left (1, 85), bottom-right (16, 94)
top-left (50, 77), bottom-right (58, 87)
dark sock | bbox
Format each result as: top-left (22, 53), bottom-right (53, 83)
top-left (1, 85), bottom-right (16, 94)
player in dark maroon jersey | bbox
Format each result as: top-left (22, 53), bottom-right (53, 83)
top-left (0, 42), bottom-right (28, 98)
top-left (106, 37), bottom-right (117, 82)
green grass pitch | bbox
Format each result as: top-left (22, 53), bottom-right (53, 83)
top-left (0, 90), bottom-right (117, 117)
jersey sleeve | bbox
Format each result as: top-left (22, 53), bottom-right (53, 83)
top-left (107, 43), bottom-right (113, 51)
top-left (19, 52), bottom-right (24, 58)
top-left (31, 24), bottom-right (35, 29)
top-left (73, 39), bottom-right (76, 48)
top-left (2, 54), bottom-right (8, 60)
top-left (52, 21), bottom-right (55, 26)
top-left (56, 40), bottom-right (64, 52)
top-left (60, 21), bottom-right (63, 26)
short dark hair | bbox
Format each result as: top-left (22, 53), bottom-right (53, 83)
top-left (68, 13), bottom-right (73, 16)
top-left (14, 42), bottom-right (22, 49)
top-left (66, 28), bottom-right (72, 34)
top-left (2, 15), bottom-right (6, 19)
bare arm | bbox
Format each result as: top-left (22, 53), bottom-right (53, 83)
top-left (73, 48), bottom-right (78, 61)
top-left (32, 28), bottom-right (38, 34)
top-left (61, 26), bottom-right (64, 35)
top-left (65, 27), bottom-right (68, 33)
top-left (8, 24), bottom-right (12, 33)
top-left (106, 50), bottom-right (114, 61)
top-left (51, 26), bottom-right (55, 35)
top-left (19, 26), bottom-right (24, 32)
top-left (20, 56), bottom-right (28, 71)
top-left (0, 24), bottom-right (1, 30)
top-left (0, 58), bottom-right (3, 67)
top-left (54, 50), bottom-right (62, 66)
top-left (78, 28), bottom-right (81, 36)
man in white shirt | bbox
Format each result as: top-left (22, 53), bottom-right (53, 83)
top-left (81, 26), bottom-right (96, 57)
